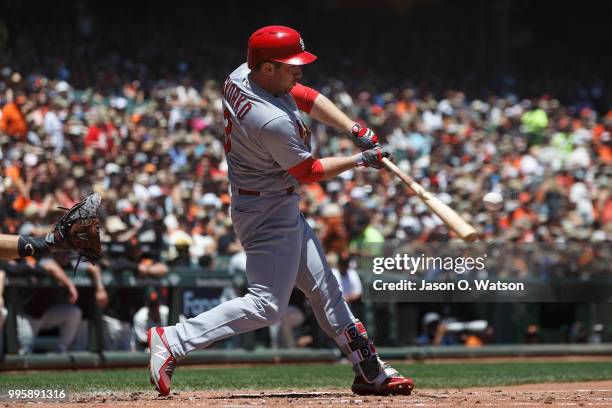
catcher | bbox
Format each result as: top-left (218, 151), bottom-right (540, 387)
top-left (0, 193), bottom-right (102, 264)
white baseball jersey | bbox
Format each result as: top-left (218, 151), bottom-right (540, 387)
top-left (222, 63), bottom-right (311, 191)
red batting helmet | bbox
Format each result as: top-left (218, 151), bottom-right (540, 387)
top-left (247, 26), bottom-right (317, 69)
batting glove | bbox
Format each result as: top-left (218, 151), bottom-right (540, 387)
top-left (351, 123), bottom-right (379, 151)
top-left (358, 146), bottom-right (393, 169)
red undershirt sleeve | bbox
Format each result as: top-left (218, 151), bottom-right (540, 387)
top-left (287, 157), bottom-right (325, 183)
top-left (290, 83), bottom-right (320, 114)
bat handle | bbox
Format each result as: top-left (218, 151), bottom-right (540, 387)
top-left (381, 158), bottom-right (426, 197)
top-left (381, 157), bottom-right (406, 181)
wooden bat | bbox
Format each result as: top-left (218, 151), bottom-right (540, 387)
top-left (382, 158), bottom-right (478, 242)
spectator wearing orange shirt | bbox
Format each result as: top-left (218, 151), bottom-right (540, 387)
top-left (512, 192), bottom-right (538, 225)
top-left (0, 92), bottom-right (28, 140)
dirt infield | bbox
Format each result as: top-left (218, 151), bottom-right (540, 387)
top-left (4, 380), bottom-right (611, 407)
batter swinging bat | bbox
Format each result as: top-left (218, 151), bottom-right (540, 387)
top-left (382, 158), bottom-right (478, 243)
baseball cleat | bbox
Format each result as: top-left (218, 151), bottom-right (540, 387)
top-left (148, 327), bottom-right (176, 396)
top-left (351, 364), bottom-right (414, 396)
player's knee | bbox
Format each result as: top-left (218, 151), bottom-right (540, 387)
top-left (262, 301), bottom-right (286, 325)
top-left (250, 295), bottom-right (286, 325)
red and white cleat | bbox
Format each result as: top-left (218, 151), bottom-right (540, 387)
top-left (148, 327), bottom-right (177, 396)
top-left (351, 364), bottom-right (414, 396)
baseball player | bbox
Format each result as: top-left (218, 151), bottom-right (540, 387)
top-left (149, 26), bottom-right (414, 397)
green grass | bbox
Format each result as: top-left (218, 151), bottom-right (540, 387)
top-left (1, 362), bottom-right (611, 393)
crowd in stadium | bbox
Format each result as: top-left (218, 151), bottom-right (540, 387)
top-left (0, 2), bottom-right (610, 354)
top-left (0, 64), bottom-right (609, 267)
top-left (0, 61), bottom-right (608, 352)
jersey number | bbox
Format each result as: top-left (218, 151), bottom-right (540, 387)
top-left (223, 107), bottom-right (232, 153)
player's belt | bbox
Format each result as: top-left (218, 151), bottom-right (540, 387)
top-left (236, 186), bottom-right (295, 196)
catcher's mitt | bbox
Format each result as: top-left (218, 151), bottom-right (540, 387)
top-left (46, 193), bottom-right (103, 265)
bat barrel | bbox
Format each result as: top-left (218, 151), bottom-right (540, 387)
top-left (381, 158), bottom-right (478, 243)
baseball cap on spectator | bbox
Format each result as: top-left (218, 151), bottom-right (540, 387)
top-left (409, 197), bottom-right (427, 215)
top-left (117, 198), bottom-right (134, 213)
top-left (55, 81), bottom-right (70, 93)
top-left (111, 96), bottom-right (128, 110)
top-left (350, 186), bottom-right (365, 200)
top-left (164, 214), bottom-right (179, 231)
top-left (25, 199), bottom-right (44, 218)
top-left (397, 160), bottom-right (411, 175)
top-left (24, 153), bottom-right (38, 167)
top-left (201, 193), bottom-right (221, 209)
top-left (414, 202), bottom-right (428, 215)
top-left (11, 72), bottom-right (22, 84)
top-left (592, 230), bottom-right (606, 242)
top-left (422, 312), bottom-right (441, 326)
top-left (54, 155), bottom-right (71, 170)
top-left (322, 203), bottom-right (342, 217)
top-left (142, 140), bottom-right (155, 152)
top-left (475, 213), bottom-right (488, 224)
top-left (364, 198), bottom-right (377, 209)
top-left (72, 166), bottom-right (86, 179)
top-left (149, 185), bottom-right (163, 198)
top-left (438, 192), bottom-right (453, 205)
top-left (19, 218), bottom-right (37, 235)
top-left (136, 173), bottom-right (150, 185)
top-left (170, 230), bottom-right (193, 247)
top-left (105, 163), bottom-right (121, 174)
top-left (339, 169), bottom-right (353, 181)
top-left (135, 153), bottom-right (149, 165)
top-left (399, 215), bottom-right (420, 230)
top-left (106, 215), bottom-right (128, 234)
top-left (326, 180), bottom-right (342, 193)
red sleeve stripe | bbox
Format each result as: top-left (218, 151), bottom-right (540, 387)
top-left (287, 157), bottom-right (324, 183)
top-left (290, 83), bottom-right (320, 114)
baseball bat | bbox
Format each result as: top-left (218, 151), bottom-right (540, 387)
top-left (382, 158), bottom-right (478, 243)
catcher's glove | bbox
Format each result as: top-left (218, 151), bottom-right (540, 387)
top-left (45, 193), bottom-right (103, 266)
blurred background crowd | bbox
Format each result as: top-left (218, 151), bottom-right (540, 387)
top-left (0, 0), bottom-right (610, 354)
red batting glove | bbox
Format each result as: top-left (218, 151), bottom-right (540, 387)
top-left (351, 123), bottom-right (379, 151)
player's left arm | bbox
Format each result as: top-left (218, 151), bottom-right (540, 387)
top-left (290, 84), bottom-right (379, 150)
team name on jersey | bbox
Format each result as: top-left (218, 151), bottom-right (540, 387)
top-left (223, 77), bottom-right (253, 120)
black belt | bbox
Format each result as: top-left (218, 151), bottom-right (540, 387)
top-left (237, 187), bottom-right (295, 196)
